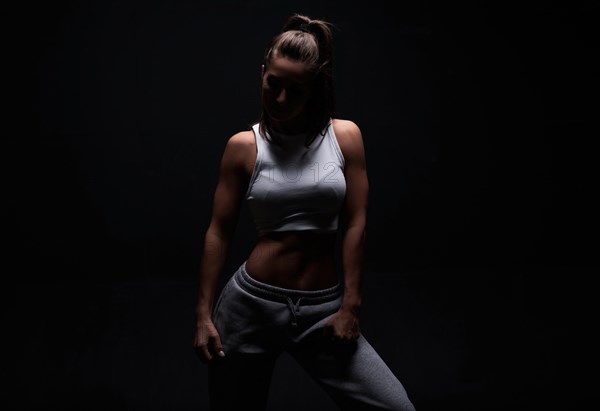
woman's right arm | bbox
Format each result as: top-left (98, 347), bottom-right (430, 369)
top-left (193, 131), bottom-right (253, 362)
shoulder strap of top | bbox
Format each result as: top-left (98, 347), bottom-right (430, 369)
top-left (246, 124), bottom-right (263, 198)
top-left (326, 119), bottom-right (345, 167)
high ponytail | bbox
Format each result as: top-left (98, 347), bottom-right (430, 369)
top-left (259, 14), bottom-right (338, 147)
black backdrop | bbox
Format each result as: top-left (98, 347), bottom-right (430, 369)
top-left (5, 1), bottom-right (597, 410)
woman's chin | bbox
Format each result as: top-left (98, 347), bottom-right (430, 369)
top-left (269, 111), bottom-right (292, 122)
top-left (267, 109), bottom-right (305, 124)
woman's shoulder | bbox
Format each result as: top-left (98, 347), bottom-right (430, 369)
top-left (221, 130), bottom-right (256, 168)
top-left (227, 129), bottom-right (255, 147)
top-left (331, 118), bottom-right (364, 153)
top-left (332, 118), bottom-right (360, 132)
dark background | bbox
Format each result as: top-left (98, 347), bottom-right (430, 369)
top-left (4, 0), bottom-right (597, 410)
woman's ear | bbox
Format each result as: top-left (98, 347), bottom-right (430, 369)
top-left (261, 64), bottom-right (265, 78)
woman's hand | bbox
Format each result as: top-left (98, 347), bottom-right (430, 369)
top-left (323, 306), bottom-right (360, 342)
top-left (193, 318), bottom-right (225, 362)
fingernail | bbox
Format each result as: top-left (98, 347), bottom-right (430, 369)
top-left (218, 350), bottom-right (225, 357)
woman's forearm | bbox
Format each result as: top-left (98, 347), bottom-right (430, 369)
top-left (195, 228), bottom-right (231, 322)
top-left (341, 224), bottom-right (366, 313)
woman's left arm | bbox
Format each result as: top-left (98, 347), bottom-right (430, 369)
top-left (325, 119), bottom-right (369, 341)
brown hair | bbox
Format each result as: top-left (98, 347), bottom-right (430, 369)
top-left (258, 13), bottom-right (337, 147)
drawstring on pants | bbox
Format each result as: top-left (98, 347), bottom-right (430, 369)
top-left (285, 297), bottom-right (304, 327)
top-left (237, 261), bottom-right (341, 329)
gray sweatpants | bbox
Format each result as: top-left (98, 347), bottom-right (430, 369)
top-left (208, 261), bottom-right (416, 411)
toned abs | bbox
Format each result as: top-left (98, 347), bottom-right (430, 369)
top-left (245, 231), bottom-right (339, 290)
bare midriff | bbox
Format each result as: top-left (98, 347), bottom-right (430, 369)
top-left (245, 231), bottom-right (339, 291)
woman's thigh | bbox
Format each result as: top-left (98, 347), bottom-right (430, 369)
top-left (289, 334), bottom-right (416, 411)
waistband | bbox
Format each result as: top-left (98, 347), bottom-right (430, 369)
top-left (235, 261), bottom-right (342, 305)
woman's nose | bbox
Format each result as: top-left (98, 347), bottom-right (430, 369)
top-left (276, 88), bottom-right (287, 105)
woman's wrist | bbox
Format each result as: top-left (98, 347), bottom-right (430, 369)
top-left (195, 304), bottom-right (213, 319)
top-left (341, 288), bottom-right (362, 307)
top-left (340, 298), bottom-right (362, 315)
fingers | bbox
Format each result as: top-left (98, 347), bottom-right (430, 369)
top-left (333, 332), bottom-right (359, 342)
top-left (198, 344), bottom-right (213, 363)
top-left (213, 333), bottom-right (226, 358)
top-left (322, 325), bottom-right (359, 345)
top-left (193, 332), bottom-right (225, 363)
top-left (193, 333), bottom-right (212, 363)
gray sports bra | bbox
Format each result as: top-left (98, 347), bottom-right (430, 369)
top-left (245, 120), bottom-right (347, 235)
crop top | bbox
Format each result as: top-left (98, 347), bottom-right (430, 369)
top-left (245, 120), bottom-right (347, 235)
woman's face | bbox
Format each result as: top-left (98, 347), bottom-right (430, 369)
top-left (261, 57), bottom-right (314, 125)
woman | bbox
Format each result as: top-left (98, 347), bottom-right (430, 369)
top-left (193, 13), bottom-right (416, 411)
